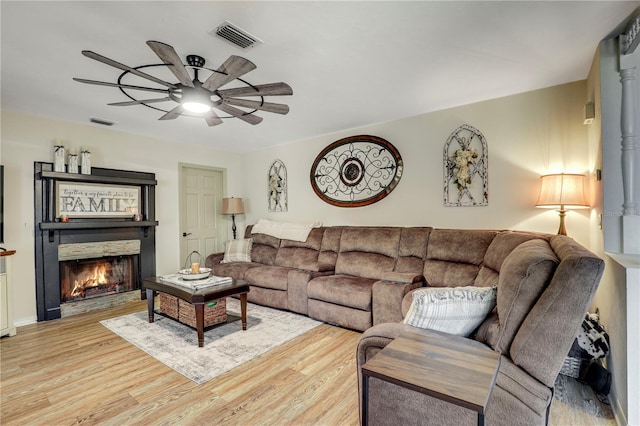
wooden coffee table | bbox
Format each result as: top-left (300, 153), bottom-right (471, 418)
top-left (361, 328), bottom-right (500, 426)
top-left (143, 277), bottom-right (250, 347)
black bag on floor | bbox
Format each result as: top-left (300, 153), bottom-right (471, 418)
top-left (580, 360), bottom-right (611, 396)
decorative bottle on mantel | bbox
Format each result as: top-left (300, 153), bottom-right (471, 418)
top-left (67, 154), bottom-right (78, 173)
top-left (53, 145), bottom-right (65, 172)
top-left (80, 149), bottom-right (91, 175)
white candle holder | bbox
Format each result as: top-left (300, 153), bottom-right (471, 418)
top-left (67, 154), bottom-right (78, 173)
top-left (53, 145), bottom-right (65, 172)
top-left (80, 150), bottom-right (91, 175)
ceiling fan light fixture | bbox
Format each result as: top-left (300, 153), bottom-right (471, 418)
top-left (182, 101), bottom-right (212, 113)
top-left (75, 40), bottom-right (291, 126)
top-left (180, 88), bottom-right (212, 113)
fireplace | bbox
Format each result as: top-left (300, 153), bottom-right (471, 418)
top-left (34, 162), bottom-right (158, 321)
top-left (60, 254), bottom-right (138, 303)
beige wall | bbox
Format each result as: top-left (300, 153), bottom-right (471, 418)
top-left (242, 81), bottom-right (592, 245)
top-left (1, 81), bottom-right (595, 329)
top-left (1, 111), bottom-right (243, 323)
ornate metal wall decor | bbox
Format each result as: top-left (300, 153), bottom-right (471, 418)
top-left (268, 159), bottom-right (287, 212)
top-left (310, 135), bottom-right (403, 207)
top-left (444, 124), bottom-right (488, 207)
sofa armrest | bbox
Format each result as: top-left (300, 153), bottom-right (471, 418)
top-left (205, 252), bottom-right (224, 268)
top-left (381, 272), bottom-right (424, 284)
top-left (372, 279), bottom-right (425, 325)
top-left (357, 322), bottom-right (418, 422)
top-left (298, 262), bottom-right (335, 273)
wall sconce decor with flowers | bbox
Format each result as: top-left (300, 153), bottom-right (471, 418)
top-left (443, 124), bottom-right (488, 207)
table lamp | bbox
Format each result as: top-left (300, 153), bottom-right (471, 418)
top-left (535, 174), bottom-right (589, 236)
top-left (222, 197), bottom-right (244, 239)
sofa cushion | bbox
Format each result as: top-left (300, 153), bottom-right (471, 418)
top-left (474, 231), bottom-right (548, 287)
top-left (395, 227), bottom-right (431, 274)
top-left (250, 233), bottom-right (281, 265)
top-left (314, 226), bottom-right (340, 269)
top-left (403, 286), bottom-right (497, 336)
top-left (221, 238), bottom-right (253, 263)
top-left (423, 229), bottom-right (497, 287)
top-left (308, 274), bottom-right (376, 310)
top-left (211, 261), bottom-right (261, 280)
top-left (274, 227), bottom-right (324, 268)
top-left (335, 227), bottom-right (401, 280)
top-left (243, 265), bottom-right (291, 291)
top-left (493, 239), bottom-right (558, 354)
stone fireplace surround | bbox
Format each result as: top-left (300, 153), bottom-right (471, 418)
top-left (34, 161), bottom-right (158, 322)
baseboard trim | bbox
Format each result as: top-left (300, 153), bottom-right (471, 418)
top-left (14, 316), bottom-right (37, 327)
top-left (610, 392), bottom-right (628, 426)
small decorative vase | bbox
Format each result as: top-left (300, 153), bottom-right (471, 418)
top-left (53, 145), bottom-right (65, 172)
top-left (67, 154), bottom-right (78, 173)
top-left (80, 150), bottom-right (91, 175)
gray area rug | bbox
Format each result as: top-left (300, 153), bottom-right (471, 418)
top-left (554, 373), bottom-right (614, 419)
top-left (100, 298), bottom-right (322, 384)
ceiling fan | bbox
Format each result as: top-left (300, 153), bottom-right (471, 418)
top-left (74, 40), bottom-right (293, 126)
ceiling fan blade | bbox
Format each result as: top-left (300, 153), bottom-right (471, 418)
top-left (108, 97), bottom-right (171, 106)
top-left (223, 98), bottom-right (289, 115)
top-left (203, 110), bottom-right (223, 127)
top-left (217, 82), bottom-right (293, 98)
top-left (146, 41), bottom-right (194, 88)
top-left (215, 103), bottom-right (263, 125)
top-left (73, 78), bottom-right (169, 93)
top-left (81, 51), bottom-right (177, 89)
top-left (159, 105), bottom-right (184, 121)
top-left (201, 55), bottom-right (257, 92)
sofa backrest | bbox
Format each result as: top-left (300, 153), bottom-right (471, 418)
top-left (508, 235), bottom-right (605, 387)
top-left (274, 227), bottom-right (324, 268)
top-left (423, 229), bottom-right (497, 287)
top-left (244, 225), bottom-right (280, 266)
top-left (335, 227), bottom-right (402, 280)
top-left (474, 231), bottom-right (550, 287)
top-left (395, 227), bottom-right (432, 274)
top-left (318, 226), bottom-right (344, 267)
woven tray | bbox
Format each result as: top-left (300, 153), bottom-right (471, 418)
top-left (159, 293), bottom-right (227, 328)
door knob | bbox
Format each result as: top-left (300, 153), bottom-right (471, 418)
top-left (182, 232), bottom-right (192, 237)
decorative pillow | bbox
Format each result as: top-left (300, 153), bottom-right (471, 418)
top-left (221, 238), bottom-right (253, 263)
top-left (403, 286), bottom-right (497, 337)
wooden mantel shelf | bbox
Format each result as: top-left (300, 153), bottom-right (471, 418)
top-left (38, 170), bottom-right (157, 186)
top-left (39, 221), bottom-right (158, 231)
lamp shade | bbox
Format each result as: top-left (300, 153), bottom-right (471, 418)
top-left (221, 197), bottom-right (245, 215)
top-left (535, 174), bottom-right (589, 209)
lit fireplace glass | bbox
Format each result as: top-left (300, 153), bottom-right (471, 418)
top-left (60, 256), bottom-right (137, 302)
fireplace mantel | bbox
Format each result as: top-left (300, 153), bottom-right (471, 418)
top-left (34, 161), bottom-right (158, 321)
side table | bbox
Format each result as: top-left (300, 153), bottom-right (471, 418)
top-left (361, 328), bottom-right (500, 425)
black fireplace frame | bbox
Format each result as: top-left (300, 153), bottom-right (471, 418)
top-left (34, 161), bottom-right (158, 321)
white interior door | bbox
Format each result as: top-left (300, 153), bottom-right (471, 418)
top-left (179, 165), bottom-right (225, 266)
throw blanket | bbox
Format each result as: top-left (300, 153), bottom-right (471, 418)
top-left (251, 219), bottom-right (319, 242)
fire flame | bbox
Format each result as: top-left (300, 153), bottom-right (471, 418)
top-left (70, 263), bottom-right (109, 297)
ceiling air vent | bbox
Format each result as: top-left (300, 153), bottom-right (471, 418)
top-left (211, 21), bottom-right (263, 49)
top-left (90, 117), bottom-right (116, 126)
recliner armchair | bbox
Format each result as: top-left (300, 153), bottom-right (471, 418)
top-left (357, 235), bottom-right (604, 425)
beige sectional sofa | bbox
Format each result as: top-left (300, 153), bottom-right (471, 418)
top-left (206, 224), bottom-right (604, 425)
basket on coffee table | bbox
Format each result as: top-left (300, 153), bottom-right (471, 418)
top-left (159, 293), bottom-right (227, 328)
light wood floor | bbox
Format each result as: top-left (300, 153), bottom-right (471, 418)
top-left (1, 300), bottom-right (616, 425)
